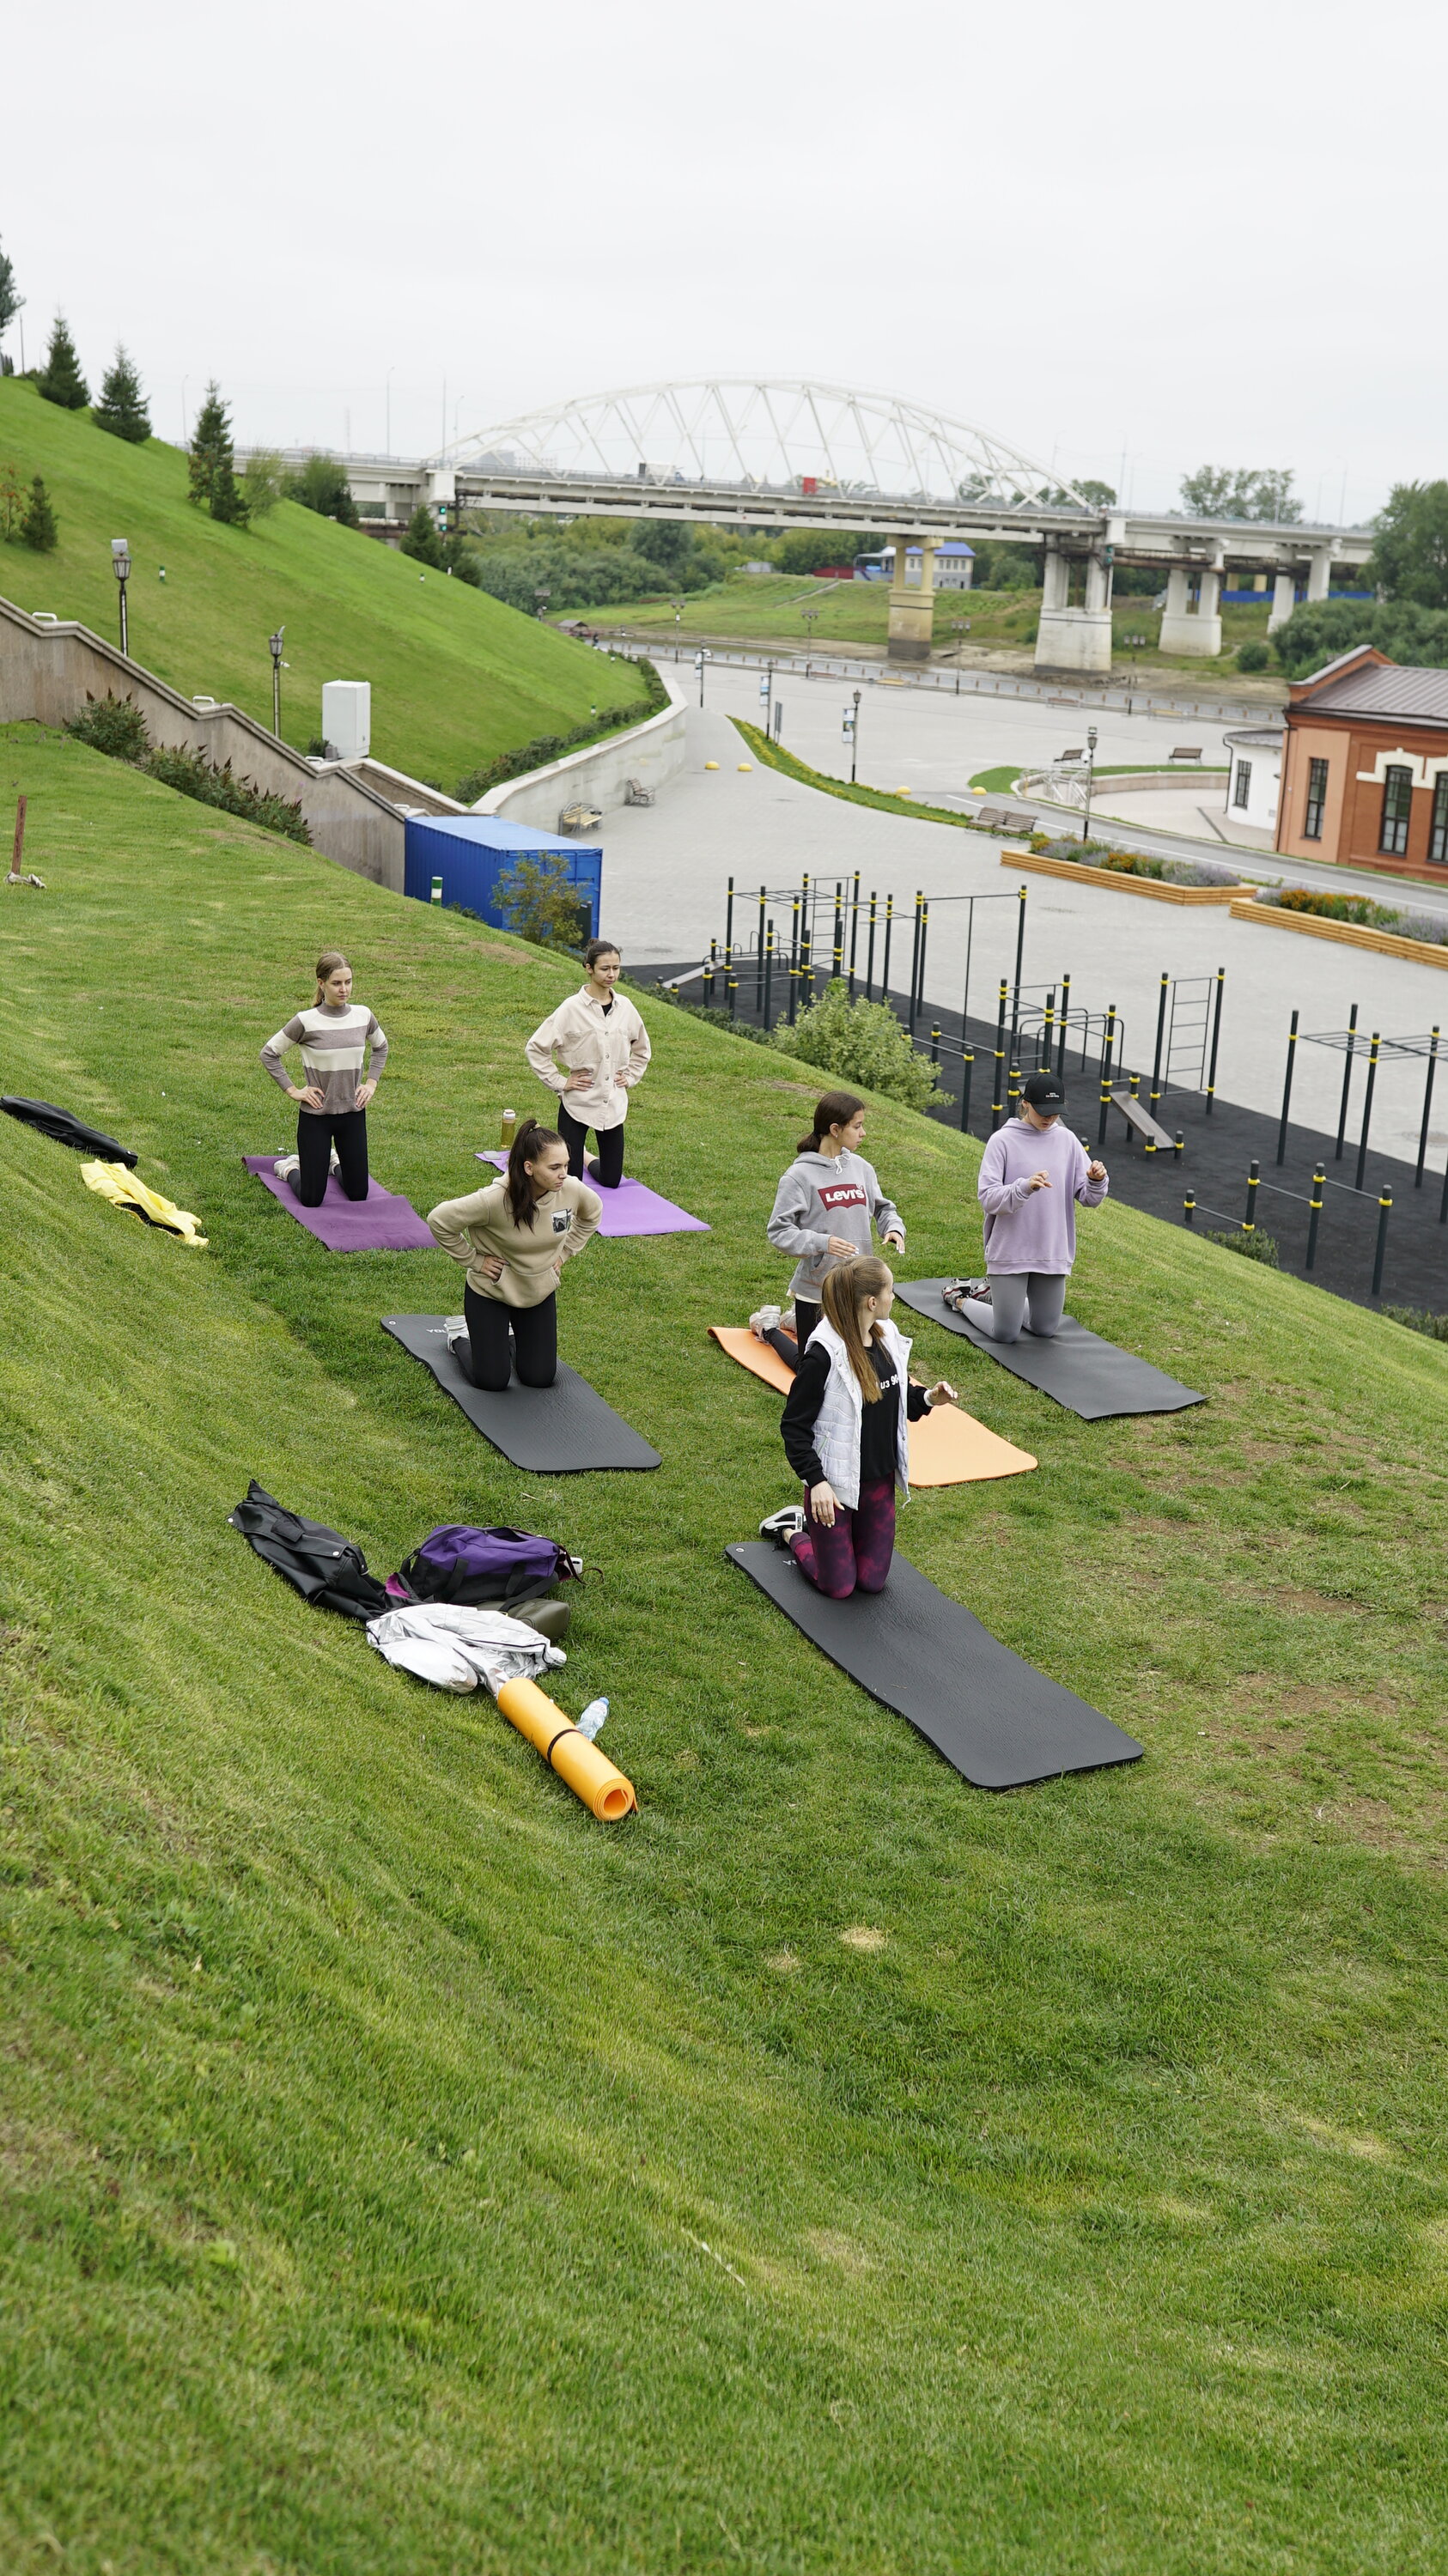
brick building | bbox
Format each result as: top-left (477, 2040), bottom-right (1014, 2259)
top-left (1276, 644), bottom-right (1448, 881)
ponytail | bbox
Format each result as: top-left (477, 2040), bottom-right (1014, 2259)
top-left (820, 1255), bottom-right (891, 1402)
top-left (796, 1088), bottom-right (865, 1155)
top-left (505, 1119), bottom-right (563, 1227)
top-left (314, 947), bottom-right (349, 1003)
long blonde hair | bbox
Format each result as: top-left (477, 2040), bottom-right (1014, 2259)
top-left (821, 1255), bottom-right (891, 1401)
top-left (314, 947), bottom-right (350, 1003)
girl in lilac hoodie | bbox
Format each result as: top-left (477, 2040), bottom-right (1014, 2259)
top-left (953, 1066), bottom-right (1109, 1344)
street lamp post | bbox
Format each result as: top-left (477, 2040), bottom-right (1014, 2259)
top-left (849, 687), bottom-right (861, 784)
top-left (1081, 722), bottom-right (1098, 842)
top-left (269, 627), bottom-right (285, 738)
top-left (534, 588), bottom-right (551, 621)
top-left (695, 648), bottom-right (711, 708)
top-left (111, 538), bottom-right (131, 657)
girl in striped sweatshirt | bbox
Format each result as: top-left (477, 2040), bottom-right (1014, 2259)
top-left (260, 950), bottom-right (387, 1205)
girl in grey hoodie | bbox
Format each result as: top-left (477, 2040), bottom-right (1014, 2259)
top-left (765, 1091), bottom-right (905, 1352)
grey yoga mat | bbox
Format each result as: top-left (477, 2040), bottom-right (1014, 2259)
top-left (381, 1315), bottom-right (660, 1473)
top-left (893, 1280), bottom-right (1204, 1420)
top-left (727, 1540), bottom-right (1141, 1790)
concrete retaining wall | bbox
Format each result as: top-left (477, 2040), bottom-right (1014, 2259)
top-left (0, 594), bottom-right (406, 890)
top-left (478, 662), bottom-right (687, 827)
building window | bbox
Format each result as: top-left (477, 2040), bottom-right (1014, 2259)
top-left (1431, 775), bottom-right (1448, 865)
top-left (1232, 761), bottom-right (1252, 809)
top-left (1380, 764), bottom-right (1414, 857)
top-left (1303, 756), bottom-right (1329, 839)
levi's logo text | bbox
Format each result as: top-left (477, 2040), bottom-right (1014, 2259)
top-left (551, 1212), bottom-right (572, 1233)
top-left (818, 1182), bottom-right (867, 1212)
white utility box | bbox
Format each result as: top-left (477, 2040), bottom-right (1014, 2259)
top-left (321, 680), bottom-right (371, 762)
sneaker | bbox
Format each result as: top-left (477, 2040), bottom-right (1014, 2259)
top-left (328, 1147), bottom-right (341, 1174)
top-left (943, 1277), bottom-right (990, 1310)
top-left (759, 1504), bottom-right (806, 1549)
top-left (749, 1304), bottom-right (782, 1340)
top-left (271, 1153), bottom-right (300, 1181)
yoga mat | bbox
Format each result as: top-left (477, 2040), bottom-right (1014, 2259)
top-left (893, 1281), bottom-right (1205, 1421)
top-left (495, 1675), bottom-right (636, 1820)
top-left (727, 1540), bottom-right (1141, 1790)
top-left (244, 1156), bottom-right (435, 1251)
top-left (381, 1314), bottom-right (661, 1473)
top-left (475, 1151), bottom-right (708, 1236)
top-left (708, 1327), bottom-right (1037, 1487)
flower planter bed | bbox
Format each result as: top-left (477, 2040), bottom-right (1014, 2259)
top-left (1004, 851), bottom-right (1245, 906)
top-left (1227, 899), bottom-right (1448, 969)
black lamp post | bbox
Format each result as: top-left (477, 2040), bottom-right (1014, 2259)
top-left (111, 538), bottom-right (131, 657)
top-left (849, 687), bottom-right (861, 784)
top-left (269, 627), bottom-right (285, 738)
top-left (1081, 722), bottom-right (1098, 841)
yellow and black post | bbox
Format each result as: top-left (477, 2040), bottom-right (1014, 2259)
top-left (1372, 1187), bottom-right (1392, 1297)
top-left (1243, 1158), bottom-right (1260, 1235)
top-left (1305, 1163), bottom-right (1324, 1271)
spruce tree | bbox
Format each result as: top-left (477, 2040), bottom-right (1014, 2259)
top-left (187, 380), bottom-right (248, 526)
top-left (36, 315), bottom-right (88, 410)
top-left (0, 236), bottom-right (22, 357)
top-left (400, 503), bottom-right (445, 568)
top-left (20, 476), bottom-right (58, 551)
top-left (94, 345), bottom-right (151, 444)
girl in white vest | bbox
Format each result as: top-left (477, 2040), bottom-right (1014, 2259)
top-left (525, 939), bottom-right (651, 1190)
top-left (761, 1256), bottom-right (956, 1598)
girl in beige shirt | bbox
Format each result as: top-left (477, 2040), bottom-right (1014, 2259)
top-left (427, 1121), bottom-right (601, 1391)
top-left (524, 940), bottom-right (651, 1190)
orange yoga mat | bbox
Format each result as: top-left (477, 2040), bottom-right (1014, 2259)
top-left (709, 1327), bottom-right (1037, 1486)
top-left (495, 1676), bottom-right (637, 1821)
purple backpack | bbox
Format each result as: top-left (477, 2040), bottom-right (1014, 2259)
top-left (389, 1525), bottom-right (580, 1608)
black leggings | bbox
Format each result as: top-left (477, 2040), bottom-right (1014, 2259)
top-left (295, 1108), bottom-right (368, 1206)
top-left (765, 1300), bottom-right (820, 1376)
top-left (557, 1107), bottom-right (625, 1190)
top-left (462, 1285), bottom-right (557, 1392)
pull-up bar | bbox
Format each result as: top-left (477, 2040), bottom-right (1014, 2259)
top-left (1277, 1013), bottom-right (1443, 1193)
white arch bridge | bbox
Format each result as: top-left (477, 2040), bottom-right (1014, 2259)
top-left (339, 379), bottom-right (1373, 673)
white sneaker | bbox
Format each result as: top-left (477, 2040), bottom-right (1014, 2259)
top-left (272, 1154), bottom-right (300, 1180)
top-left (750, 1304), bottom-right (782, 1340)
top-left (759, 1504), bottom-right (806, 1548)
top-left (328, 1147), bottom-right (341, 1174)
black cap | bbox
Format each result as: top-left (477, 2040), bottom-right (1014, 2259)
top-left (1022, 1068), bottom-right (1066, 1110)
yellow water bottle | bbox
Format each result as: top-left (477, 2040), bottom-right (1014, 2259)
top-left (499, 1108), bottom-right (517, 1151)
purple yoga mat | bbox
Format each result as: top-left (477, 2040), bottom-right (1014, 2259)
top-left (244, 1156), bottom-right (436, 1251)
top-left (473, 1150), bottom-right (708, 1236)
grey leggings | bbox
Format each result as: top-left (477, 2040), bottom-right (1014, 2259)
top-left (962, 1272), bottom-right (1068, 1345)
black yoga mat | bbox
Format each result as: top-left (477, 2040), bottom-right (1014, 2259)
top-left (382, 1315), bottom-right (660, 1473)
top-left (893, 1280), bottom-right (1204, 1420)
top-left (3, 1095), bottom-right (137, 1166)
top-left (727, 1540), bottom-right (1141, 1790)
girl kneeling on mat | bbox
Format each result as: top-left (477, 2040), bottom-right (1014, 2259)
top-left (762, 1257), bottom-right (956, 1599)
top-left (764, 1091), bottom-right (905, 1359)
top-left (525, 940), bottom-right (651, 1191)
top-left (949, 1067), bottom-right (1108, 1345)
top-left (426, 1121), bottom-right (600, 1392)
top-left (260, 950), bottom-right (387, 1205)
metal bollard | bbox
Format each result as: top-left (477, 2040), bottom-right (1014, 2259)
top-left (1243, 1158), bottom-right (1259, 1234)
top-left (1183, 1192), bottom-right (1196, 1226)
top-left (960, 1048), bottom-right (974, 1134)
top-left (1174, 1130), bottom-right (1183, 1162)
top-left (930, 1024), bottom-right (940, 1067)
top-left (1305, 1163), bottom-right (1324, 1271)
top-left (727, 970), bottom-right (738, 1021)
top-left (1372, 1188), bottom-right (1391, 1297)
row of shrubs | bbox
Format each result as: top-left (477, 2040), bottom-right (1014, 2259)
top-left (64, 694), bottom-right (311, 844)
top-left (454, 659), bottom-right (667, 804)
top-left (1257, 884), bottom-right (1448, 946)
top-left (1034, 835), bottom-right (1243, 890)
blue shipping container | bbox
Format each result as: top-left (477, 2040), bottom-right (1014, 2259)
top-left (403, 815), bottom-right (601, 939)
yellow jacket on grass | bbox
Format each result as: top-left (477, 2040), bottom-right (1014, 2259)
top-left (81, 1162), bottom-right (208, 1247)
top-left (426, 1176), bottom-right (600, 1307)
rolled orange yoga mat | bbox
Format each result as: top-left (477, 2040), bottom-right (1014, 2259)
top-left (495, 1676), bottom-right (637, 1821)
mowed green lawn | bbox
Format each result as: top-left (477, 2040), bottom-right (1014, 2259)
top-left (0, 380), bottom-right (649, 782)
top-left (3, 720), bottom-right (1448, 2573)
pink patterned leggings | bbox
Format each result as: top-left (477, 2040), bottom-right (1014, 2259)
top-left (789, 1478), bottom-right (897, 1599)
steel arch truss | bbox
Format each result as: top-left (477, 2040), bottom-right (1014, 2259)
top-left (439, 380), bottom-right (1083, 511)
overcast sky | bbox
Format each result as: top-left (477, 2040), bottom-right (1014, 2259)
top-left (4, 0), bottom-right (1441, 526)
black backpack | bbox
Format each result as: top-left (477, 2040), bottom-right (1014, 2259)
top-left (229, 1480), bottom-right (391, 1620)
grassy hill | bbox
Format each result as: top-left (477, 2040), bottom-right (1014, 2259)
top-left (2, 718), bottom-right (1447, 2572)
top-left (0, 380), bottom-right (650, 785)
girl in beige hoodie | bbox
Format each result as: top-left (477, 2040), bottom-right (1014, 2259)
top-left (524, 940), bottom-right (651, 1189)
top-left (427, 1121), bottom-right (601, 1392)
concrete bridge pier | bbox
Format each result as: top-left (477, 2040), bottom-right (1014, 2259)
top-left (1033, 541), bottom-right (1114, 674)
top-left (1268, 568), bottom-right (1298, 631)
top-left (885, 536), bottom-right (936, 661)
top-left (1159, 560), bottom-right (1223, 659)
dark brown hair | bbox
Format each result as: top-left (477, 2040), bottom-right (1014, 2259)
top-left (797, 1088), bottom-right (866, 1155)
top-left (504, 1118), bottom-right (564, 1226)
top-left (584, 938), bottom-right (621, 971)
top-left (821, 1255), bottom-right (891, 1401)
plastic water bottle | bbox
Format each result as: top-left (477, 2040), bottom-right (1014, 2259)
top-left (500, 1109), bottom-right (517, 1150)
top-left (576, 1698), bottom-right (608, 1742)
